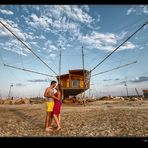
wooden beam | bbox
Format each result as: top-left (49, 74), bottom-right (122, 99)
top-left (69, 73), bottom-right (71, 88)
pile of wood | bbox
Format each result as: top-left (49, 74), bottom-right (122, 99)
top-left (0, 99), bottom-right (4, 104)
top-left (113, 97), bottom-right (125, 100)
top-left (3, 99), bottom-right (12, 105)
top-left (63, 99), bottom-right (74, 103)
top-left (63, 98), bottom-right (89, 105)
top-left (30, 99), bottom-right (44, 104)
top-left (99, 96), bottom-right (114, 100)
top-left (0, 98), bottom-right (45, 105)
top-left (99, 96), bottom-right (144, 101)
top-left (128, 97), bottom-right (143, 101)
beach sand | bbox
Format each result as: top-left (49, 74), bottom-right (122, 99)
top-left (0, 100), bottom-right (148, 137)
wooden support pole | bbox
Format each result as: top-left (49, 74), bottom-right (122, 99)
top-left (82, 46), bottom-right (85, 98)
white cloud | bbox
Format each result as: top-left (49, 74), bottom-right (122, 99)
top-left (70, 5), bottom-right (93, 24)
top-left (0, 18), bottom-right (46, 57)
top-left (92, 32), bottom-right (117, 44)
top-left (52, 16), bottom-right (81, 41)
top-left (49, 45), bottom-right (58, 51)
top-left (96, 14), bottom-right (101, 22)
top-left (43, 40), bottom-right (59, 54)
top-left (67, 44), bottom-right (72, 47)
top-left (40, 35), bottom-right (46, 40)
top-left (80, 5), bottom-right (90, 12)
top-left (139, 46), bottom-right (144, 50)
top-left (0, 40), bottom-right (27, 56)
top-left (0, 19), bottom-right (26, 41)
top-left (23, 32), bottom-right (46, 41)
top-left (22, 5), bottom-right (99, 46)
top-left (119, 41), bottom-right (136, 51)
top-left (0, 19), bottom-right (34, 56)
top-left (24, 32), bottom-right (34, 40)
top-left (30, 13), bottom-right (52, 29)
top-left (126, 5), bottom-right (148, 15)
top-left (0, 9), bottom-right (14, 15)
top-left (126, 7), bottom-right (136, 15)
top-left (46, 5), bottom-right (93, 25)
top-left (0, 29), bottom-right (9, 37)
top-left (118, 31), bottom-right (128, 40)
top-left (49, 53), bottom-right (56, 60)
top-left (79, 31), bottom-right (117, 45)
top-left (143, 5), bottom-right (148, 13)
top-left (25, 13), bottom-right (52, 30)
top-left (30, 41), bottom-right (37, 46)
top-left (21, 5), bottom-right (30, 14)
top-left (79, 31), bottom-right (136, 52)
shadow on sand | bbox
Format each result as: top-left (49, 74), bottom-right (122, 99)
top-left (8, 109), bottom-right (44, 129)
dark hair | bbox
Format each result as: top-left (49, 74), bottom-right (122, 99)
top-left (50, 80), bottom-right (57, 85)
top-left (57, 84), bottom-right (62, 94)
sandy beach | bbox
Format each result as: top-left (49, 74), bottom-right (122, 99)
top-left (0, 100), bottom-right (148, 137)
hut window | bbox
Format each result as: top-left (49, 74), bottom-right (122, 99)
top-left (72, 80), bottom-right (80, 88)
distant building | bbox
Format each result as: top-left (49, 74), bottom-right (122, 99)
top-left (143, 90), bottom-right (148, 98)
top-left (56, 69), bottom-right (90, 99)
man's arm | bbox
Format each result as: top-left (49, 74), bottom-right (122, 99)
top-left (44, 88), bottom-right (49, 97)
top-left (45, 88), bottom-right (58, 100)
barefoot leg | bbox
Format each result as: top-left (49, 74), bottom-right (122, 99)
top-left (53, 114), bottom-right (60, 128)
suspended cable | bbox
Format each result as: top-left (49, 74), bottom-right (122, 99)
top-left (121, 45), bottom-right (146, 78)
top-left (111, 15), bottom-right (148, 34)
top-left (90, 21), bottom-right (148, 73)
top-left (0, 21), bottom-right (58, 76)
top-left (92, 61), bottom-right (137, 77)
top-left (59, 46), bottom-right (62, 84)
top-left (0, 51), bottom-right (5, 65)
top-left (4, 64), bottom-right (55, 77)
top-left (18, 46), bottom-right (25, 69)
top-left (82, 46), bottom-right (86, 93)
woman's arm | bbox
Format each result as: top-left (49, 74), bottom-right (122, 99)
top-left (58, 91), bottom-right (62, 100)
top-left (50, 92), bottom-right (59, 100)
top-left (45, 88), bottom-right (58, 100)
top-left (58, 91), bottom-right (61, 100)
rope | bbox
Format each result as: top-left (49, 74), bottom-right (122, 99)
top-left (92, 61), bottom-right (137, 77)
top-left (90, 21), bottom-right (148, 73)
top-left (0, 21), bottom-right (58, 76)
top-left (4, 64), bottom-right (55, 77)
top-left (0, 51), bottom-right (5, 65)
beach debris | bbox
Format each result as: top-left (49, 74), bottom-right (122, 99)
top-left (0, 99), bottom-right (4, 104)
top-left (3, 99), bottom-right (12, 105)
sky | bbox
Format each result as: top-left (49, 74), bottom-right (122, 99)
top-left (0, 5), bottom-right (148, 98)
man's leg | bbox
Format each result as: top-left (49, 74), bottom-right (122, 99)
top-left (46, 101), bottom-right (54, 129)
top-left (48, 112), bottom-right (53, 128)
top-left (45, 112), bottom-right (50, 129)
top-left (45, 112), bottom-right (52, 131)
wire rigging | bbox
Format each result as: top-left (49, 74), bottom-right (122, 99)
top-left (0, 21), bottom-right (58, 76)
top-left (0, 19), bottom-right (147, 82)
top-left (90, 21), bottom-right (148, 73)
top-left (92, 61), bottom-right (137, 77)
top-left (4, 64), bottom-right (55, 77)
top-left (0, 51), bottom-right (5, 65)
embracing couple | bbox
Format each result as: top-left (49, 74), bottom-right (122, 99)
top-left (44, 81), bottom-right (62, 132)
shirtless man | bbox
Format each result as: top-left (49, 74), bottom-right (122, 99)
top-left (44, 80), bottom-right (58, 132)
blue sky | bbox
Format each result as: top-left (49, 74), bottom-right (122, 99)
top-left (0, 5), bottom-right (148, 98)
